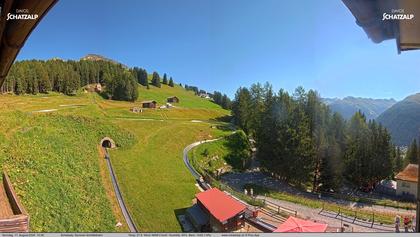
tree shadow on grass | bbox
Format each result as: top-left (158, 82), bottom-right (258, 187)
top-left (211, 115), bottom-right (233, 123)
top-left (174, 207), bottom-right (189, 232)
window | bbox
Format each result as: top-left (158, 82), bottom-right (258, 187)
top-left (401, 182), bottom-right (410, 188)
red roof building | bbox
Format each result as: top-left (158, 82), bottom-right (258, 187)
top-left (274, 217), bottom-right (328, 233)
top-left (195, 188), bottom-right (246, 232)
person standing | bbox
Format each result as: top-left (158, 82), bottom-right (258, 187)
top-left (404, 215), bottom-right (410, 232)
top-left (411, 215), bottom-right (416, 232)
top-left (395, 215), bottom-right (400, 233)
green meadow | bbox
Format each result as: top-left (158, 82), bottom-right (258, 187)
top-left (0, 83), bottom-right (231, 232)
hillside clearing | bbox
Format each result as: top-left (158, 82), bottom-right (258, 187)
top-left (0, 85), bottom-right (231, 232)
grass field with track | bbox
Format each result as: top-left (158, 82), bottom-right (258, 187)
top-left (0, 83), bottom-right (231, 232)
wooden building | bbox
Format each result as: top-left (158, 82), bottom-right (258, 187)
top-left (141, 100), bottom-right (157, 108)
top-left (0, 171), bottom-right (29, 232)
top-left (167, 96), bottom-right (179, 103)
top-left (130, 107), bottom-right (142, 113)
top-left (194, 188), bottom-right (246, 232)
top-left (84, 83), bottom-right (102, 93)
top-left (395, 164), bottom-right (418, 199)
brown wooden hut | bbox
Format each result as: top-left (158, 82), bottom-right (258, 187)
top-left (167, 96), bottom-right (180, 103)
top-left (141, 100), bottom-right (157, 108)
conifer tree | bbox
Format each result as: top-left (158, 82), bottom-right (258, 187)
top-left (169, 77), bottom-right (174, 87)
top-left (151, 72), bottom-right (161, 88)
top-left (394, 146), bottom-right (403, 173)
top-left (406, 139), bottom-right (418, 164)
top-left (162, 73), bottom-right (168, 85)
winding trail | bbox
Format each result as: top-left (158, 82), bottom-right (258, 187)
top-left (182, 138), bottom-right (222, 180)
top-left (103, 148), bottom-right (138, 232)
top-left (182, 136), bottom-right (279, 232)
top-left (182, 137), bottom-right (399, 232)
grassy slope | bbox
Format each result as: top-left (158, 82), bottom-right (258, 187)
top-left (189, 139), bottom-right (231, 174)
top-left (109, 120), bottom-right (230, 232)
top-left (138, 83), bottom-right (222, 110)
top-left (0, 84), bottom-right (231, 232)
top-left (188, 132), bottom-right (251, 174)
top-left (0, 111), bottom-right (134, 232)
top-left (100, 84), bottom-right (229, 121)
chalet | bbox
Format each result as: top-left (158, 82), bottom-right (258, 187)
top-left (167, 96), bottom-right (180, 103)
top-left (188, 188), bottom-right (246, 232)
top-left (84, 83), bottom-right (103, 93)
top-left (199, 93), bottom-right (210, 99)
top-left (141, 100), bottom-right (157, 109)
top-left (0, 172), bottom-right (29, 232)
top-left (94, 83), bottom-right (102, 92)
top-left (130, 107), bottom-right (142, 113)
top-left (395, 164), bottom-right (418, 199)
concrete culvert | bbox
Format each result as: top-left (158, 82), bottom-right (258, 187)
top-left (100, 137), bottom-right (116, 148)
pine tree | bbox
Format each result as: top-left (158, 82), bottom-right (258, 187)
top-left (151, 72), bottom-right (161, 88)
top-left (37, 64), bottom-right (51, 93)
top-left (169, 77), bottom-right (174, 87)
top-left (232, 88), bottom-right (252, 133)
top-left (406, 139), bottom-right (418, 164)
top-left (394, 146), bottom-right (403, 173)
top-left (162, 73), bottom-right (168, 85)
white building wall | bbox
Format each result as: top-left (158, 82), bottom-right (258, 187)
top-left (396, 179), bottom-right (417, 198)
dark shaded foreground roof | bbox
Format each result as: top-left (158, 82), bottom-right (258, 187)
top-left (342, 0), bottom-right (420, 53)
top-left (0, 0), bottom-right (58, 86)
top-left (186, 203), bottom-right (209, 227)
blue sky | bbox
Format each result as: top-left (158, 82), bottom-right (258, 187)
top-left (17, 0), bottom-right (420, 100)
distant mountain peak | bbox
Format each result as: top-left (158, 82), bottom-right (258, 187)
top-left (322, 96), bottom-right (397, 121)
top-left (377, 93), bottom-right (420, 145)
top-left (80, 54), bottom-right (127, 68)
top-left (81, 54), bottom-right (111, 61)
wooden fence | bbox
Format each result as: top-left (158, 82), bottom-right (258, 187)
top-left (0, 171), bottom-right (29, 232)
top-left (262, 198), bottom-right (297, 217)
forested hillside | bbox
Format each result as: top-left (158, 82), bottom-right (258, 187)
top-left (1, 58), bottom-right (138, 101)
top-left (232, 83), bottom-right (399, 192)
top-left (377, 93), bottom-right (420, 146)
top-left (1, 56), bottom-right (232, 111)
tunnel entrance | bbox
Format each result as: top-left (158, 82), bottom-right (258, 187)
top-left (100, 137), bottom-right (116, 149)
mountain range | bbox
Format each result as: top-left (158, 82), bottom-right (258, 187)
top-left (322, 94), bottom-right (420, 146)
top-left (322, 97), bottom-right (397, 121)
top-left (377, 93), bottom-right (420, 146)
top-left (81, 54), bottom-right (128, 68)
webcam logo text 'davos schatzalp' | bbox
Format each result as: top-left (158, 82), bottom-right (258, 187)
top-left (382, 8), bottom-right (414, 21)
top-left (6, 9), bottom-right (38, 21)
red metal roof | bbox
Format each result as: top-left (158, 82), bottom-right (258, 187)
top-left (274, 217), bottom-right (328, 233)
top-left (195, 188), bottom-right (246, 222)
